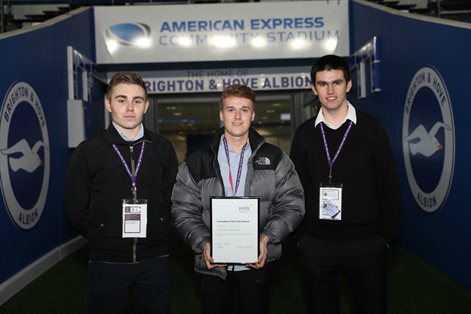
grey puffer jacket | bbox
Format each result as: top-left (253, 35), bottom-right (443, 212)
top-left (171, 128), bottom-right (304, 279)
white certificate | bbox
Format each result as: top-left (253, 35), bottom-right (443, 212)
top-left (210, 197), bottom-right (259, 264)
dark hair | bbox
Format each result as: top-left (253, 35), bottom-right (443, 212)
top-left (220, 84), bottom-right (256, 109)
top-left (310, 55), bottom-right (351, 84)
top-left (106, 72), bottom-right (148, 101)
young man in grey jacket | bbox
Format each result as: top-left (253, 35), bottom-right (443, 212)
top-left (171, 84), bottom-right (304, 314)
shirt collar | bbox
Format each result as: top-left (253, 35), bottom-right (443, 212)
top-left (314, 101), bottom-right (357, 130)
top-left (113, 122), bottom-right (144, 141)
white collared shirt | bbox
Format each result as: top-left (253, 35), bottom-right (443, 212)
top-left (315, 101), bottom-right (357, 130)
top-left (113, 122), bottom-right (144, 141)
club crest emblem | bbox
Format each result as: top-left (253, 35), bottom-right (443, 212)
top-left (0, 82), bottom-right (50, 229)
top-left (402, 67), bottom-right (454, 212)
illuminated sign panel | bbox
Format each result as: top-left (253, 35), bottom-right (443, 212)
top-left (94, 1), bottom-right (349, 64)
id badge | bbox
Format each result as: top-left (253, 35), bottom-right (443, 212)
top-left (319, 184), bottom-right (342, 220)
top-left (122, 199), bottom-right (147, 238)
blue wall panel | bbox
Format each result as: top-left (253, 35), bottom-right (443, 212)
top-left (350, 1), bottom-right (471, 290)
top-left (0, 9), bottom-right (95, 284)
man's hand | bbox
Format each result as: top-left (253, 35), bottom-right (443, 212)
top-left (248, 235), bottom-right (269, 269)
top-left (202, 242), bottom-right (227, 269)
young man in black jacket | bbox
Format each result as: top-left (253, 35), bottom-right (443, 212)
top-left (63, 72), bottom-right (178, 314)
top-left (290, 55), bottom-right (400, 314)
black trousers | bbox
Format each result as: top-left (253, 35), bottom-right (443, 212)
top-left (298, 234), bottom-right (387, 314)
top-left (200, 262), bottom-right (277, 314)
top-left (88, 256), bottom-right (170, 314)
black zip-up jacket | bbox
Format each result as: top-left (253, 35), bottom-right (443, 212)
top-left (63, 124), bottom-right (178, 263)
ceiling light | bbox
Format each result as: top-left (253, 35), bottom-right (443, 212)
top-left (280, 113), bottom-right (291, 121)
top-left (106, 39), bottom-right (119, 54)
top-left (251, 36), bottom-right (267, 48)
top-left (134, 37), bottom-right (152, 48)
top-left (322, 38), bottom-right (338, 52)
top-left (178, 36), bottom-right (192, 47)
top-left (290, 39), bottom-right (307, 50)
top-left (211, 36), bottom-right (236, 49)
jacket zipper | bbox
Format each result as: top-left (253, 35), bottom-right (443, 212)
top-left (133, 238), bottom-right (138, 263)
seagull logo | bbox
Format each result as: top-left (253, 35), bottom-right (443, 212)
top-left (0, 81), bottom-right (50, 229)
top-left (1, 139), bottom-right (45, 173)
top-left (402, 67), bottom-right (454, 213)
top-left (404, 122), bottom-right (450, 157)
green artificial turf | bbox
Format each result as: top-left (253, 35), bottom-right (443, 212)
top-left (1, 232), bottom-right (470, 314)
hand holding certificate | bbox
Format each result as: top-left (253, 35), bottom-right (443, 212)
top-left (210, 197), bottom-right (259, 264)
top-left (247, 235), bottom-right (268, 269)
top-left (202, 242), bottom-right (227, 269)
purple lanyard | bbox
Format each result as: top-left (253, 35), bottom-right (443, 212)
top-left (112, 142), bottom-right (146, 200)
top-left (223, 137), bottom-right (248, 196)
top-left (319, 121), bottom-right (353, 184)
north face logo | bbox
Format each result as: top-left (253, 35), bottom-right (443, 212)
top-left (255, 157), bottom-right (271, 166)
